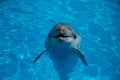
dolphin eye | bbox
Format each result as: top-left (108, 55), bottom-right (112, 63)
top-left (74, 35), bottom-right (76, 39)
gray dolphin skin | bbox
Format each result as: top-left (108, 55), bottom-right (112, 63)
top-left (34, 23), bottom-right (88, 80)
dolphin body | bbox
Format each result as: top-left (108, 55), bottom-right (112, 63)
top-left (34, 23), bottom-right (88, 80)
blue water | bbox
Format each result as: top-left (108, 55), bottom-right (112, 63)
top-left (0, 0), bottom-right (120, 80)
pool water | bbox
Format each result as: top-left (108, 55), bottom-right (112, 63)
top-left (0, 0), bottom-right (120, 80)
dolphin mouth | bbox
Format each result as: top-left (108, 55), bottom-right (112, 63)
top-left (54, 34), bottom-right (71, 38)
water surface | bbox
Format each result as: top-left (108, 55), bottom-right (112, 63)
top-left (0, 0), bottom-right (120, 80)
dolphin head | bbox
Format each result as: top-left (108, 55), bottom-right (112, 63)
top-left (48, 23), bottom-right (77, 48)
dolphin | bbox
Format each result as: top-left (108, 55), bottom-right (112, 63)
top-left (34, 23), bottom-right (88, 80)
